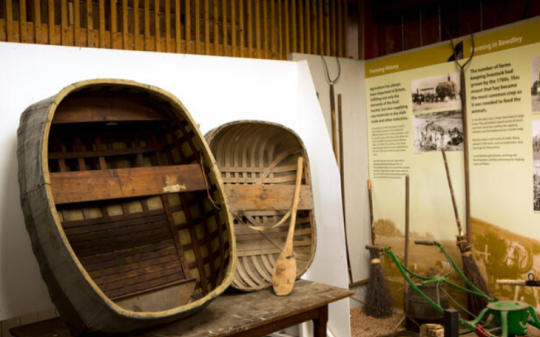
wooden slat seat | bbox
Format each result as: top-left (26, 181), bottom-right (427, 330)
top-left (50, 164), bottom-right (206, 204)
top-left (225, 185), bottom-right (313, 211)
top-left (63, 209), bottom-right (195, 300)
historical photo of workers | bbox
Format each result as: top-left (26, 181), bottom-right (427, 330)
top-left (411, 73), bottom-right (461, 112)
top-left (530, 56), bottom-right (540, 113)
top-left (413, 110), bottom-right (464, 153)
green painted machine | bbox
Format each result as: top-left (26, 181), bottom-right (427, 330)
top-left (381, 240), bottom-right (540, 337)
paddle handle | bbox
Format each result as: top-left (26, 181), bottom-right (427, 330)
top-left (284, 157), bottom-right (304, 250)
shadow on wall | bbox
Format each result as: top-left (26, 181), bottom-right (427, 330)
top-left (0, 133), bottom-right (52, 320)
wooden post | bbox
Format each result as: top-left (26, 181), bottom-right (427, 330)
top-left (194, 0), bottom-right (200, 54)
top-left (61, 0), bottom-right (68, 45)
top-left (185, 0), bottom-right (191, 53)
top-left (213, 0), bottom-right (218, 55)
top-left (111, 0), bottom-right (118, 49)
top-left (174, 0), bottom-right (180, 52)
top-left (231, 0), bottom-right (236, 56)
top-left (74, 0), bottom-right (80, 46)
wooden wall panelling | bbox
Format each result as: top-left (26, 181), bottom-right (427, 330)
top-left (1, 1), bottom-right (348, 66)
top-left (403, 9), bottom-right (420, 51)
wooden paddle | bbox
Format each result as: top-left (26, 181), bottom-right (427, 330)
top-left (272, 156), bottom-right (304, 296)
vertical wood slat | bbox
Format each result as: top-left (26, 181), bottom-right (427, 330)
top-left (247, 0), bottom-right (252, 57)
top-left (185, 0), bottom-right (190, 53)
top-left (49, 0), bottom-right (55, 44)
top-left (175, 0), bottom-right (180, 52)
top-left (34, 0), bottom-right (41, 43)
top-left (278, 0), bottom-right (282, 59)
top-left (337, 0), bottom-right (342, 57)
top-left (239, 0), bottom-right (244, 57)
top-left (20, 0), bottom-right (27, 42)
top-left (324, 0), bottom-right (330, 55)
top-left (343, 0), bottom-right (348, 57)
top-left (86, 0), bottom-right (93, 46)
top-left (5, 0), bottom-right (13, 42)
top-left (99, 0), bottom-right (105, 48)
top-left (195, 0), bottom-right (200, 53)
top-left (61, 0), bottom-right (68, 45)
top-left (221, 0), bottom-right (227, 56)
top-left (271, 0), bottom-right (276, 59)
top-left (298, 0), bottom-right (303, 53)
top-left (331, 0), bottom-right (336, 55)
top-left (255, 0), bottom-right (260, 58)
top-left (213, 0), bottom-right (218, 55)
top-left (205, 0), bottom-right (210, 55)
top-left (231, 0), bottom-right (236, 56)
top-left (74, 0), bottom-right (80, 46)
top-left (154, 0), bottom-right (160, 51)
top-left (144, 0), bottom-right (150, 50)
top-left (263, 0), bottom-right (268, 59)
top-left (291, 0), bottom-right (296, 54)
top-left (165, 0), bottom-right (170, 52)
top-left (134, 0), bottom-right (140, 50)
top-left (313, 0), bottom-right (318, 54)
top-left (318, 0), bottom-right (323, 54)
top-left (111, 0), bottom-right (118, 49)
top-left (305, 0), bottom-right (310, 54)
top-left (284, 0), bottom-right (289, 57)
top-left (123, 0), bottom-right (129, 49)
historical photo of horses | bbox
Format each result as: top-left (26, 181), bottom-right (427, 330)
top-left (411, 72), bottom-right (461, 112)
top-left (413, 110), bottom-right (463, 153)
top-left (534, 120), bottom-right (540, 211)
top-left (530, 56), bottom-right (540, 113)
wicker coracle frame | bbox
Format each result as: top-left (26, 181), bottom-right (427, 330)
top-left (17, 79), bottom-right (236, 335)
top-left (206, 121), bottom-right (316, 292)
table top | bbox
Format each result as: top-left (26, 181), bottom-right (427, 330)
top-left (11, 280), bottom-right (354, 337)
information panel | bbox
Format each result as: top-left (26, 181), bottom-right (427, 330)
top-left (365, 18), bottom-right (540, 308)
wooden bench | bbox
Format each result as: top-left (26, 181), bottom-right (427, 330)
top-left (11, 280), bottom-right (354, 337)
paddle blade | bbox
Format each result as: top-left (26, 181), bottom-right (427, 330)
top-left (272, 253), bottom-right (297, 296)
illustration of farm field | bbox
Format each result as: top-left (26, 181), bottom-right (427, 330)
top-left (411, 73), bottom-right (461, 112)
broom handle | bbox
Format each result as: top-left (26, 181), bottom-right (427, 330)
top-left (368, 180), bottom-right (375, 245)
top-left (330, 84), bottom-right (338, 161)
top-left (441, 148), bottom-right (464, 237)
top-left (461, 68), bottom-right (472, 241)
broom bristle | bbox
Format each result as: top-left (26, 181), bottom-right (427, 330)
top-left (462, 254), bottom-right (490, 316)
top-left (365, 249), bottom-right (392, 318)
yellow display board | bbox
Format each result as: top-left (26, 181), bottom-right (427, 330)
top-left (365, 18), bottom-right (540, 309)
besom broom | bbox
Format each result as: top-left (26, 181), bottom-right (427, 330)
top-left (447, 33), bottom-right (491, 316)
top-left (441, 148), bottom-right (490, 316)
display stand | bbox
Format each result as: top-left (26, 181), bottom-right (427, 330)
top-left (10, 280), bottom-right (353, 337)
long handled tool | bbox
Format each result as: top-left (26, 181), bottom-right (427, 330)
top-left (272, 157), bottom-right (304, 296)
top-left (441, 148), bottom-right (490, 315)
top-left (321, 56), bottom-right (354, 285)
top-left (364, 180), bottom-right (392, 317)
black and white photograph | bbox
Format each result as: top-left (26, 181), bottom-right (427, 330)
top-left (413, 110), bottom-right (464, 153)
top-left (531, 56), bottom-right (540, 113)
top-left (411, 72), bottom-right (461, 112)
top-left (534, 120), bottom-right (540, 211)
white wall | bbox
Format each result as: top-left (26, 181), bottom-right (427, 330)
top-left (0, 43), bottom-right (350, 336)
top-left (290, 54), bottom-right (370, 309)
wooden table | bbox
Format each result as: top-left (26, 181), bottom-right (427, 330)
top-left (11, 280), bottom-right (354, 337)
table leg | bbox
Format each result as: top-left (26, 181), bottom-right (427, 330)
top-left (313, 305), bottom-right (328, 337)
